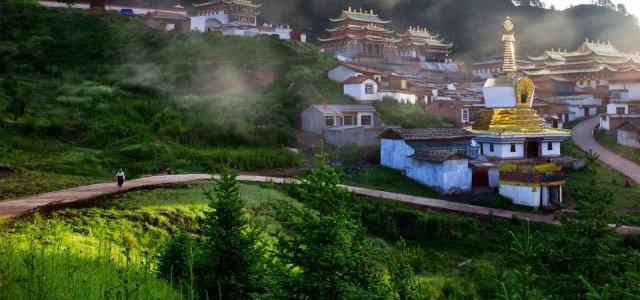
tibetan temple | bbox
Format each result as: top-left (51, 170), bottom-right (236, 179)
top-left (521, 39), bottom-right (640, 99)
top-left (319, 7), bottom-right (453, 63)
top-left (469, 17), bottom-right (571, 209)
top-left (192, 0), bottom-right (261, 30)
top-left (397, 26), bottom-right (453, 63)
top-left (318, 7), bottom-right (399, 60)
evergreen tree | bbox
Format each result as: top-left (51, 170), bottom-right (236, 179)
top-left (271, 156), bottom-right (386, 298)
top-left (388, 239), bottom-right (429, 300)
top-left (198, 169), bottom-right (267, 299)
top-left (544, 151), bottom-right (619, 297)
top-left (498, 221), bottom-right (545, 300)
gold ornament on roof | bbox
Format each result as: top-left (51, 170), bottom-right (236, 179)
top-left (503, 16), bottom-right (514, 33)
top-left (516, 77), bottom-right (535, 108)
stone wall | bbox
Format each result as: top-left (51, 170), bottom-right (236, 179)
top-left (323, 127), bottom-right (383, 147)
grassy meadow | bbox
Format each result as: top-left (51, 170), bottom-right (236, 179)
top-left (0, 179), bottom-right (533, 299)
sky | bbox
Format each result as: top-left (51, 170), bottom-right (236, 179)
top-left (545, 0), bottom-right (640, 17)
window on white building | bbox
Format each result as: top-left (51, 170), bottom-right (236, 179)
top-left (617, 107), bottom-right (626, 115)
top-left (365, 84), bottom-right (374, 94)
top-left (343, 115), bottom-right (353, 125)
top-left (360, 115), bottom-right (372, 126)
top-left (630, 104), bottom-right (640, 114)
top-left (510, 144), bottom-right (516, 153)
top-left (325, 116), bottom-right (335, 127)
top-left (547, 143), bottom-right (553, 151)
top-left (489, 143), bottom-right (494, 152)
top-left (461, 108), bottom-right (469, 123)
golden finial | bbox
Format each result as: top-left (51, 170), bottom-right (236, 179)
top-left (503, 16), bottom-right (514, 34)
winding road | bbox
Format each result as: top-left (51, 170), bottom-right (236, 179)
top-left (572, 115), bottom-right (640, 184)
top-left (1, 174), bottom-right (638, 234)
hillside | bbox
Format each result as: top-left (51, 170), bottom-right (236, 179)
top-left (0, 0), bottom-right (342, 186)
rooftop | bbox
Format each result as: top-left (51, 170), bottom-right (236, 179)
top-left (410, 150), bottom-right (470, 162)
top-left (312, 104), bottom-right (376, 115)
top-left (342, 75), bottom-right (373, 84)
top-left (330, 7), bottom-right (391, 24)
top-left (380, 128), bottom-right (475, 141)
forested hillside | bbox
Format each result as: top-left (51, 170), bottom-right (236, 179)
top-left (0, 0), bottom-right (346, 184)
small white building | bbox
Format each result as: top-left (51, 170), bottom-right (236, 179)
top-left (343, 76), bottom-right (379, 103)
top-left (556, 94), bottom-right (601, 121)
top-left (379, 128), bottom-right (479, 195)
top-left (615, 120), bottom-right (640, 148)
top-left (378, 90), bottom-right (418, 104)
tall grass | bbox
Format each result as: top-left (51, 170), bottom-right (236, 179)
top-left (0, 216), bottom-right (183, 300)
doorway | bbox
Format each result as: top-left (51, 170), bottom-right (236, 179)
top-left (549, 186), bottom-right (561, 206)
top-left (526, 140), bottom-right (540, 158)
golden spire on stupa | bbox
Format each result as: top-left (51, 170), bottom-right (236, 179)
top-left (501, 16), bottom-right (517, 77)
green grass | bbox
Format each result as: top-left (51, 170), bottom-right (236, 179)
top-left (343, 166), bottom-right (441, 198)
top-left (373, 100), bottom-right (455, 128)
top-left (0, 181), bottom-right (298, 300)
top-left (562, 139), bottom-right (640, 225)
top-left (0, 169), bottom-right (99, 201)
top-left (595, 129), bottom-right (640, 166)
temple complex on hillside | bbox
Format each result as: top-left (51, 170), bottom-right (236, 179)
top-left (319, 7), bottom-right (453, 65)
top-left (190, 0), bottom-right (305, 41)
top-left (318, 7), bottom-right (400, 60)
top-left (521, 39), bottom-right (640, 99)
top-left (397, 26), bottom-right (453, 63)
top-left (469, 17), bottom-right (572, 209)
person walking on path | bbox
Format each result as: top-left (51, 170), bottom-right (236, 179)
top-left (115, 169), bottom-right (125, 189)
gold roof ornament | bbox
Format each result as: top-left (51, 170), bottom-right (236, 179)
top-left (501, 17), bottom-right (517, 77)
top-left (516, 77), bottom-right (535, 108)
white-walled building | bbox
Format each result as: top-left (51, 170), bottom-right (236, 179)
top-left (343, 76), bottom-right (380, 103)
top-left (379, 128), bottom-right (479, 195)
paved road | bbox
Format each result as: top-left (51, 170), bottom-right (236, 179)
top-left (572, 115), bottom-right (640, 184)
top-left (1, 174), bottom-right (638, 234)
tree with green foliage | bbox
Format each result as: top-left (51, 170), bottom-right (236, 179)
top-left (197, 169), bottom-right (267, 299)
top-left (271, 156), bottom-right (387, 298)
top-left (543, 150), bottom-right (622, 297)
top-left (159, 169), bottom-right (268, 299)
top-left (498, 221), bottom-right (545, 300)
top-left (388, 239), bottom-right (430, 300)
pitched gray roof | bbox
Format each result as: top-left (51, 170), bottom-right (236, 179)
top-left (379, 128), bottom-right (475, 141)
top-left (312, 104), bottom-right (376, 115)
top-left (410, 150), bottom-right (470, 162)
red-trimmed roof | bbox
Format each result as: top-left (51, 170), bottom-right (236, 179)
top-left (342, 75), bottom-right (373, 84)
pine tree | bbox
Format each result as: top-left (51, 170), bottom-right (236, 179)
top-left (498, 221), bottom-right (545, 300)
top-left (271, 157), bottom-right (386, 298)
top-left (198, 169), bottom-right (267, 299)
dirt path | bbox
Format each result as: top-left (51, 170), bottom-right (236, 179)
top-left (0, 174), bottom-right (638, 234)
top-left (572, 115), bottom-right (640, 184)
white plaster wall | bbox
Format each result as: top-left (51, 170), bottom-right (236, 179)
top-left (500, 184), bottom-right (541, 208)
top-left (404, 159), bottom-right (471, 194)
top-left (600, 115), bottom-right (610, 130)
top-left (541, 142), bottom-right (561, 157)
top-left (328, 66), bottom-right (360, 83)
top-left (344, 80), bottom-right (378, 102)
top-left (378, 91), bottom-right (417, 104)
top-left (541, 186), bottom-right (549, 207)
top-left (483, 87), bottom-right (517, 108)
top-left (607, 103), bottom-right (628, 115)
top-left (625, 83), bottom-right (640, 100)
top-left (356, 112), bottom-right (374, 128)
top-left (39, 1), bottom-right (90, 9)
top-left (484, 143), bottom-right (524, 159)
top-left (191, 16), bottom-right (207, 31)
top-left (618, 130), bottom-right (640, 148)
top-left (380, 139), bottom-right (414, 170)
top-left (488, 168), bottom-right (500, 188)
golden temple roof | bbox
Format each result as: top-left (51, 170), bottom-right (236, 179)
top-left (193, 0), bottom-right (261, 8)
top-left (397, 26), bottom-right (453, 48)
top-left (330, 7), bottom-right (392, 24)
